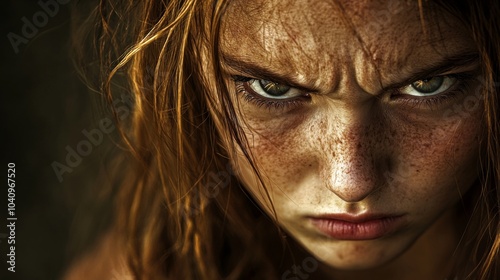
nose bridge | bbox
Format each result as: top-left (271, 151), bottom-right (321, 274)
top-left (320, 107), bottom-right (384, 202)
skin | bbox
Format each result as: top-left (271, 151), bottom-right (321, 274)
top-left (210, 0), bottom-right (483, 279)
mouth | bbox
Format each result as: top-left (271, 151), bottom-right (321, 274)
top-left (309, 213), bottom-right (405, 240)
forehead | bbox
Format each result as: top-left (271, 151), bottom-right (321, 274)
top-left (220, 0), bottom-right (474, 92)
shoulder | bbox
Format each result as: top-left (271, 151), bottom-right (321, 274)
top-left (63, 231), bottom-right (133, 280)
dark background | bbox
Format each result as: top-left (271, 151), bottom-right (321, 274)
top-left (2, 1), bottom-right (113, 279)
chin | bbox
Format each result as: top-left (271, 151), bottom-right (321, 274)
top-left (299, 234), bottom-right (415, 271)
top-left (316, 251), bottom-right (394, 270)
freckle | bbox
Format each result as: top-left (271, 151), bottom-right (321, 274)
top-left (353, 245), bottom-right (363, 253)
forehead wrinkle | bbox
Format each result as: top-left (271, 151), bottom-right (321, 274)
top-left (272, 1), bottom-right (354, 90)
top-left (366, 26), bottom-right (474, 91)
top-left (222, 2), bottom-right (296, 67)
top-left (334, 0), bottom-right (428, 94)
top-left (221, 0), bottom-right (474, 95)
top-left (341, 1), bottom-right (474, 92)
top-left (221, 0), bottom-right (349, 90)
top-left (331, 0), bottom-right (461, 93)
top-left (276, 15), bottom-right (317, 65)
top-left (253, 1), bottom-right (337, 87)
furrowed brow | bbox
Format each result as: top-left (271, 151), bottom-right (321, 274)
top-left (221, 54), bottom-right (315, 92)
top-left (385, 51), bottom-right (480, 90)
top-left (222, 51), bottom-right (479, 92)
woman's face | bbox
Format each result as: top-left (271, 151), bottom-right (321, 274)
top-left (215, 0), bottom-right (482, 271)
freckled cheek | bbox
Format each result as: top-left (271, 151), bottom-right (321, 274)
top-left (235, 116), bottom-right (317, 193)
top-left (394, 117), bottom-right (481, 208)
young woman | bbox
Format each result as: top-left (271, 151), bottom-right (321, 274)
top-left (67, 0), bottom-right (499, 279)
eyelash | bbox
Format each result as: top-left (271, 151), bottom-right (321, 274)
top-left (233, 76), bottom-right (311, 110)
top-left (390, 73), bottom-right (474, 109)
top-left (237, 86), bottom-right (308, 109)
top-left (232, 73), bottom-right (474, 110)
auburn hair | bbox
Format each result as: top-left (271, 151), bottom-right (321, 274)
top-left (73, 0), bottom-right (500, 279)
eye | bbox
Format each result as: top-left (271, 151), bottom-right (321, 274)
top-left (247, 79), bottom-right (303, 100)
top-left (232, 76), bottom-right (311, 110)
top-left (399, 76), bottom-right (457, 97)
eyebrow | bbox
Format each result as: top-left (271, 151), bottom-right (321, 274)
top-left (385, 51), bottom-right (480, 90)
top-left (221, 54), bottom-right (315, 91)
top-left (222, 51), bottom-right (479, 91)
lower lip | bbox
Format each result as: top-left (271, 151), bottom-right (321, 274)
top-left (310, 216), bottom-right (403, 240)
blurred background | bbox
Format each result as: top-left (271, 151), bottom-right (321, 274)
top-left (2, 1), bottom-right (114, 279)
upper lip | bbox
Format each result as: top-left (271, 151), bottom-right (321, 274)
top-left (309, 213), bottom-right (401, 223)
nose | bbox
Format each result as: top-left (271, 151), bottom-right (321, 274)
top-left (319, 106), bottom-right (386, 203)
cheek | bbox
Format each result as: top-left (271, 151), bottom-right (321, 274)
top-left (388, 114), bottom-right (482, 213)
top-left (231, 112), bottom-right (320, 210)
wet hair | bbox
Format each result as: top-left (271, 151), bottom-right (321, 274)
top-left (73, 0), bottom-right (499, 279)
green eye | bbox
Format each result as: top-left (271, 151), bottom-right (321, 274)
top-left (400, 76), bottom-right (456, 97)
top-left (259, 80), bottom-right (291, 96)
top-left (411, 77), bottom-right (444, 94)
top-left (233, 76), bottom-right (303, 100)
